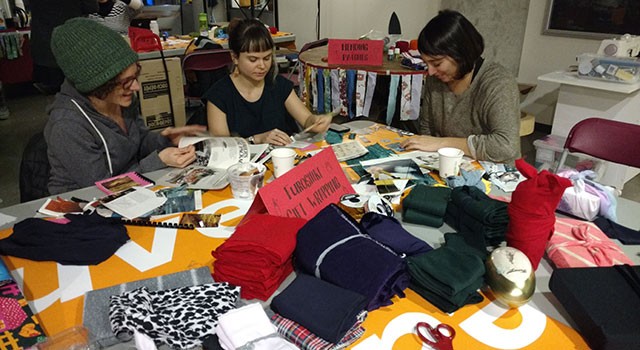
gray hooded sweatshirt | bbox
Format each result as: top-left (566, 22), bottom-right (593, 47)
top-left (44, 80), bottom-right (172, 195)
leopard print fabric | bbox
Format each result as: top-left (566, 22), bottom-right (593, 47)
top-left (109, 282), bottom-right (240, 349)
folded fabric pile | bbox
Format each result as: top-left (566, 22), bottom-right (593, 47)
top-left (212, 214), bottom-right (308, 300)
top-left (407, 233), bottom-right (486, 313)
top-left (360, 212), bottom-right (433, 256)
top-left (270, 273), bottom-right (368, 349)
top-left (109, 282), bottom-right (240, 349)
top-left (444, 185), bottom-right (509, 247)
top-left (402, 184), bottom-right (452, 227)
top-left (506, 159), bottom-right (572, 269)
top-left (295, 204), bottom-right (409, 310)
top-left (546, 217), bottom-right (633, 268)
top-left (0, 212), bottom-right (129, 265)
top-left (216, 303), bottom-right (297, 349)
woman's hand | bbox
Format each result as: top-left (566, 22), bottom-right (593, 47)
top-left (161, 125), bottom-right (208, 146)
top-left (400, 135), bottom-right (444, 152)
top-left (159, 145), bottom-right (197, 168)
top-left (306, 113), bottom-right (333, 134)
top-left (255, 128), bottom-right (292, 146)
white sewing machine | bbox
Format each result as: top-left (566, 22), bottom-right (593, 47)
top-left (597, 34), bottom-right (640, 58)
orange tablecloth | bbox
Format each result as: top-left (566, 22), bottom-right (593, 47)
top-left (0, 124), bottom-right (589, 349)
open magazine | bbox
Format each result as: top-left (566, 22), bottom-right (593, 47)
top-left (157, 136), bottom-right (253, 190)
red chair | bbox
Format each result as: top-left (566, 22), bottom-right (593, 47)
top-left (553, 118), bottom-right (640, 173)
top-left (128, 27), bottom-right (162, 53)
top-left (182, 48), bottom-right (233, 103)
top-left (281, 38), bottom-right (329, 85)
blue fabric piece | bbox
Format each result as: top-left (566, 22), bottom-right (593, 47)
top-left (270, 273), bottom-right (367, 343)
top-left (316, 68), bottom-right (325, 114)
top-left (294, 204), bottom-right (409, 311)
top-left (360, 212), bottom-right (433, 256)
top-left (444, 169), bottom-right (486, 192)
top-left (346, 70), bottom-right (356, 119)
top-left (386, 75), bottom-right (400, 125)
top-left (0, 259), bottom-right (11, 282)
top-left (325, 130), bottom-right (345, 144)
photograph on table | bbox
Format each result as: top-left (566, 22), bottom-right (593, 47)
top-left (180, 213), bottom-right (222, 228)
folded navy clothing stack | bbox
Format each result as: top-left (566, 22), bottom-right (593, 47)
top-left (407, 233), bottom-right (485, 313)
top-left (295, 204), bottom-right (410, 311)
top-left (270, 273), bottom-right (367, 345)
top-left (360, 212), bottom-right (433, 256)
top-left (445, 185), bottom-right (509, 247)
top-left (0, 212), bottom-right (129, 265)
top-left (402, 184), bottom-right (452, 228)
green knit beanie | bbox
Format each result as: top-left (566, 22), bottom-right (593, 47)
top-left (51, 18), bottom-right (139, 93)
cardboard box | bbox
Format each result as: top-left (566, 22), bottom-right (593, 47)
top-left (138, 57), bottom-right (186, 130)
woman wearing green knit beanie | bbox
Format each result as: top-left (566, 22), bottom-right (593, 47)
top-left (44, 18), bottom-right (206, 195)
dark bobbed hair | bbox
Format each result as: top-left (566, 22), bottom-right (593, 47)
top-left (418, 9), bottom-right (484, 79)
top-left (227, 18), bottom-right (278, 81)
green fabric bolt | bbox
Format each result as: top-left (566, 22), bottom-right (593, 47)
top-left (402, 185), bottom-right (452, 227)
top-left (51, 17), bottom-right (138, 93)
top-left (407, 233), bottom-right (486, 313)
top-left (449, 186), bottom-right (509, 225)
top-left (402, 210), bottom-right (444, 228)
top-left (444, 186), bottom-right (509, 247)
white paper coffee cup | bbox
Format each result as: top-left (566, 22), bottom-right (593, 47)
top-left (271, 148), bottom-right (297, 178)
top-left (438, 147), bottom-right (464, 178)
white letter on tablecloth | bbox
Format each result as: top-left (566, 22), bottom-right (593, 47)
top-left (459, 301), bottom-right (547, 348)
top-left (353, 312), bottom-right (440, 350)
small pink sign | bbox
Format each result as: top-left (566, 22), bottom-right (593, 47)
top-left (327, 39), bottom-right (384, 66)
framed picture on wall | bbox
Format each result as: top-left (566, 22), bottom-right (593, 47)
top-left (543, 0), bottom-right (640, 40)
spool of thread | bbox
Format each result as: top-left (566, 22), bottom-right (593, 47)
top-left (396, 40), bottom-right (409, 53)
top-left (409, 39), bottom-right (418, 51)
top-left (388, 48), bottom-right (395, 61)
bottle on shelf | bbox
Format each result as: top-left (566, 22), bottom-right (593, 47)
top-left (198, 12), bottom-right (208, 37)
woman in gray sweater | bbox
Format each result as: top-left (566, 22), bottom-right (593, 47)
top-left (44, 18), bottom-right (205, 194)
top-left (401, 10), bottom-right (520, 164)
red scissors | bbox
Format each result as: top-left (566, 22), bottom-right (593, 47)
top-left (415, 321), bottom-right (456, 350)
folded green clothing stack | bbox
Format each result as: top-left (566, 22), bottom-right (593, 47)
top-left (445, 185), bottom-right (509, 247)
top-left (407, 233), bottom-right (486, 313)
top-left (402, 184), bottom-right (452, 227)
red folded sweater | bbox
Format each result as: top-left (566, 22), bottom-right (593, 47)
top-left (506, 159), bottom-right (572, 269)
top-left (212, 214), bottom-right (307, 300)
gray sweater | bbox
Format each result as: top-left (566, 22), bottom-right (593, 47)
top-left (419, 61), bottom-right (521, 163)
top-left (44, 80), bottom-right (172, 194)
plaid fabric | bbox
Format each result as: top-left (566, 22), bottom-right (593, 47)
top-left (270, 311), bottom-right (367, 350)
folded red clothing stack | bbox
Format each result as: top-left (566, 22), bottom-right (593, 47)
top-left (212, 214), bottom-right (307, 300)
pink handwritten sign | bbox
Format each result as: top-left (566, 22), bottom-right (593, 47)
top-left (327, 39), bottom-right (384, 66)
top-left (243, 147), bottom-right (354, 221)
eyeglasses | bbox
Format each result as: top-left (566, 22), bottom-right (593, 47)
top-left (116, 64), bottom-right (142, 90)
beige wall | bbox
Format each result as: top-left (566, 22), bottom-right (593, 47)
top-left (277, 0), bottom-right (440, 49)
top-left (518, 0), bottom-right (602, 125)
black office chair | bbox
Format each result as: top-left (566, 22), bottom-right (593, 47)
top-left (19, 132), bottom-right (50, 202)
